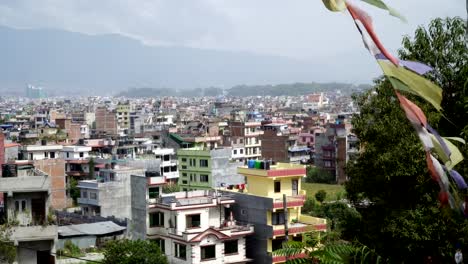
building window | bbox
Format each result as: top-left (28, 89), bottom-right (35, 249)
top-left (44, 152), bottom-right (49, 158)
top-left (324, 161), bottom-right (332, 168)
top-left (181, 165), bottom-right (187, 170)
top-left (174, 243), bottom-right (186, 260)
top-left (274, 181), bottom-right (281, 193)
top-left (149, 187), bottom-right (160, 199)
top-left (201, 245), bottom-right (216, 260)
top-left (200, 174), bottom-right (209, 183)
top-left (90, 192), bottom-right (97, 200)
top-left (79, 152), bottom-right (84, 158)
top-left (224, 240), bottom-right (238, 255)
top-left (190, 174), bottom-right (194, 181)
top-left (182, 180), bottom-right (188, 184)
top-left (181, 158), bottom-right (187, 162)
top-left (153, 238), bottom-right (165, 253)
top-left (241, 209), bottom-right (247, 216)
top-left (240, 149), bottom-right (243, 154)
top-left (15, 200), bottom-right (26, 212)
top-left (186, 214), bottom-right (201, 228)
top-left (82, 191), bottom-right (88, 198)
top-left (50, 152), bottom-right (55, 158)
top-left (199, 159), bottom-right (208, 167)
top-left (66, 152), bottom-right (70, 158)
top-left (189, 158), bottom-right (196, 167)
top-left (272, 211), bottom-right (286, 225)
top-left (182, 173), bottom-right (187, 177)
top-left (149, 212), bottom-right (165, 227)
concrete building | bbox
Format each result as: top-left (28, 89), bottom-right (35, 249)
top-left (314, 122), bottom-right (350, 183)
top-left (77, 165), bottom-right (145, 219)
top-left (261, 124), bottom-right (301, 163)
top-left (21, 144), bottom-right (63, 160)
top-left (26, 84), bottom-right (47, 99)
top-left (0, 161), bottom-right (57, 264)
top-left (177, 147), bottom-right (244, 191)
top-left (116, 103), bottom-right (131, 130)
top-left (130, 185), bottom-right (254, 264)
top-left (153, 148), bottom-right (179, 183)
top-left (223, 163), bottom-right (327, 264)
top-left (95, 107), bottom-right (117, 137)
top-left (228, 121), bottom-right (263, 160)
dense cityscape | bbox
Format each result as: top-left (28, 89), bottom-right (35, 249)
top-left (0, 1), bottom-right (467, 264)
top-left (0, 86), bottom-right (358, 263)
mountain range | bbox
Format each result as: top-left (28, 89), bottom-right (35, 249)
top-left (0, 25), bottom-right (375, 96)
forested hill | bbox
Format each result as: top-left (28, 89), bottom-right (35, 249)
top-left (116, 83), bottom-right (372, 98)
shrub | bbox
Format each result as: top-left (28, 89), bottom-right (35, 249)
top-left (315, 190), bottom-right (327, 203)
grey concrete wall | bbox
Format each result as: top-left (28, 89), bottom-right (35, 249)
top-left (98, 169), bottom-right (144, 220)
top-left (130, 174), bottom-right (147, 240)
top-left (211, 148), bottom-right (245, 188)
top-left (229, 192), bottom-right (273, 264)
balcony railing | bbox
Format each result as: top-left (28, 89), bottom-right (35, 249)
top-left (273, 195), bottom-right (306, 209)
top-left (272, 253), bottom-right (308, 263)
top-left (272, 215), bottom-right (327, 236)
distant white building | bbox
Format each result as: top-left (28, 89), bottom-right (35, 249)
top-left (153, 148), bottom-right (179, 183)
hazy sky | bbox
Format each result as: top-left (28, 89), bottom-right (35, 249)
top-left (0, 0), bottom-right (465, 83)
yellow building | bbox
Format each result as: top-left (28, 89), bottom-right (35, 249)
top-left (224, 162), bottom-right (326, 264)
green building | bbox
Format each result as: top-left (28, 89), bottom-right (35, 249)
top-left (177, 147), bottom-right (244, 191)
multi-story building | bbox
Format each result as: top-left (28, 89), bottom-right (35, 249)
top-left (0, 161), bottom-right (57, 264)
top-left (177, 147), bottom-right (244, 191)
top-left (153, 148), bottom-right (179, 183)
top-left (116, 103), bottom-right (131, 130)
top-left (95, 106), bottom-right (117, 137)
top-left (78, 165), bottom-right (144, 219)
top-left (224, 162), bottom-right (327, 264)
top-left (261, 124), bottom-right (303, 163)
top-left (20, 143), bottom-right (63, 160)
top-left (228, 121), bottom-right (263, 160)
top-left (130, 183), bottom-right (254, 264)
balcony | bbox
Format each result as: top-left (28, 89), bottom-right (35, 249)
top-left (148, 176), bottom-right (166, 185)
top-left (0, 175), bottom-right (50, 193)
top-left (66, 171), bottom-right (89, 177)
top-left (10, 225), bottom-right (57, 242)
top-left (273, 195), bottom-right (306, 209)
top-left (77, 197), bottom-right (99, 206)
top-left (272, 215), bottom-right (327, 237)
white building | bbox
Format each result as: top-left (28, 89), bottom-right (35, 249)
top-left (130, 186), bottom-right (254, 264)
top-left (61, 145), bottom-right (92, 160)
top-left (21, 144), bottom-right (63, 160)
top-left (153, 148), bottom-right (178, 183)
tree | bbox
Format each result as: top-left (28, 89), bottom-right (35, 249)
top-left (273, 233), bottom-right (382, 264)
top-left (68, 177), bottom-right (81, 204)
top-left (162, 183), bottom-right (181, 193)
top-left (306, 166), bottom-right (335, 184)
top-left (315, 190), bottom-right (327, 203)
top-left (0, 224), bottom-right (16, 264)
top-left (88, 157), bottom-right (95, 179)
top-left (102, 239), bottom-right (167, 264)
top-left (346, 17), bottom-right (468, 262)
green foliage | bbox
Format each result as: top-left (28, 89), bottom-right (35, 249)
top-left (102, 239), bottom-right (168, 264)
top-left (306, 166), bottom-right (336, 184)
top-left (0, 224), bottom-right (16, 264)
top-left (273, 233), bottom-right (382, 264)
top-left (162, 183), bottom-right (181, 193)
top-left (68, 177), bottom-right (81, 204)
top-left (315, 190), bottom-right (327, 203)
top-left (57, 240), bottom-right (84, 258)
top-left (345, 17), bottom-right (468, 262)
